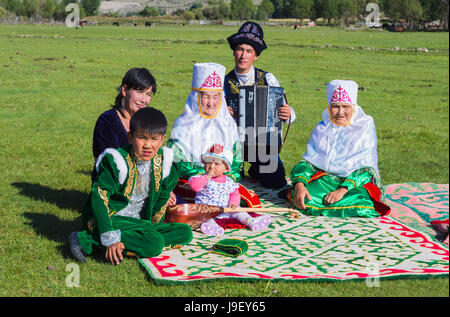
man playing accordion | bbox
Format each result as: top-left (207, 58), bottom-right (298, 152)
top-left (224, 21), bottom-right (297, 190)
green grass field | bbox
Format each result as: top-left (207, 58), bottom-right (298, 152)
top-left (0, 24), bottom-right (448, 297)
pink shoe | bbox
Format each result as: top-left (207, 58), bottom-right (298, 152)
top-left (201, 221), bottom-right (224, 236)
top-left (247, 215), bottom-right (271, 232)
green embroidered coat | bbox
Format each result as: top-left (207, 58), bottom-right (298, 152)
top-left (82, 144), bottom-right (179, 236)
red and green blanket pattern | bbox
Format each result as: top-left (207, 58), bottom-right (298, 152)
top-left (139, 182), bottom-right (449, 284)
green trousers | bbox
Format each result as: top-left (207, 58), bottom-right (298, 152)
top-left (78, 215), bottom-right (193, 258)
top-left (292, 175), bottom-right (379, 218)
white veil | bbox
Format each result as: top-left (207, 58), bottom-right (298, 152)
top-left (170, 63), bottom-right (240, 166)
top-left (302, 80), bottom-right (379, 178)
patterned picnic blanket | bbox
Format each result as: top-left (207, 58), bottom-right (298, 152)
top-left (385, 183), bottom-right (449, 240)
top-left (139, 182), bottom-right (449, 284)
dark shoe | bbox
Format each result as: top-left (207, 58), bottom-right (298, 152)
top-left (69, 232), bottom-right (88, 263)
top-left (277, 186), bottom-right (292, 200)
top-left (248, 162), bottom-right (262, 179)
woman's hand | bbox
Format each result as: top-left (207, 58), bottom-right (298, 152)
top-left (167, 191), bottom-right (177, 207)
top-left (105, 242), bottom-right (125, 266)
top-left (324, 187), bottom-right (348, 205)
top-left (293, 182), bottom-right (311, 210)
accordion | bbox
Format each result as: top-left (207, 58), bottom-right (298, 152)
top-left (235, 85), bottom-right (285, 152)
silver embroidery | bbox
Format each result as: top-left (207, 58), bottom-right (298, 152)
top-left (116, 156), bottom-right (152, 219)
top-left (100, 229), bottom-right (121, 246)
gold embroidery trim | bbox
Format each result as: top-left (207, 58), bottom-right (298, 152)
top-left (191, 88), bottom-right (222, 92)
top-left (293, 175), bottom-right (309, 183)
top-left (197, 91), bottom-right (223, 119)
top-left (327, 104), bottom-right (355, 127)
top-left (153, 153), bottom-right (162, 192)
top-left (344, 178), bottom-right (357, 189)
top-left (124, 153), bottom-right (136, 200)
top-left (98, 187), bottom-right (115, 217)
top-left (152, 204), bottom-right (167, 223)
top-left (305, 204), bottom-right (374, 210)
top-left (229, 80), bottom-right (239, 94)
top-left (256, 70), bottom-right (266, 86)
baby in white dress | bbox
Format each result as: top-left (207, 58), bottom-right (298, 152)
top-left (189, 144), bottom-right (271, 236)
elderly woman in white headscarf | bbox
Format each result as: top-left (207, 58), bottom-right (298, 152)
top-left (167, 63), bottom-right (261, 207)
top-left (290, 80), bottom-right (390, 217)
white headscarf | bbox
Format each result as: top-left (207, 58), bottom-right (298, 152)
top-left (302, 80), bottom-right (379, 178)
top-left (170, 63), bottom-right (240, 166)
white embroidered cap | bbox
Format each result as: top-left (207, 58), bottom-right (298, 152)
top-left (326, 80), bottom-right (358, 105)
top-left (170, 62), bottom-right (240, 168)
top-left (191, 63), bottom-right (226, 91)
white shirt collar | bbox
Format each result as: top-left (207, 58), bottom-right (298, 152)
top-left (234, 66), bottom-right (255, 86)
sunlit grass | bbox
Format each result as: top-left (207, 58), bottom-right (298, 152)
top-left (0, 24), bottom-right (448, 297)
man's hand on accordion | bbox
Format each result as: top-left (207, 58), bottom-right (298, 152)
top-left (279, 104), bottom-right (292, 121)
top-left (227, 106), bottom-right (238, 120)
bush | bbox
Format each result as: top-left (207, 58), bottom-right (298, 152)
top-left (0, 6), bottom-right (7, 18)
top-left (183, 10), bottom-right (195, 22)
top-left (139, 6), bottom-right (160, 17)
top-left (80, 0), bottom-right (100, 16)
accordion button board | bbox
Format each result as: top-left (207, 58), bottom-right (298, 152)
top-left (238, 85), bottom-right (284, 150)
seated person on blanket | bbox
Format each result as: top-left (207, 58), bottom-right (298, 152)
top-left (69, 107), bottom-right (193, 265)
top-left (167, 62), bottom-right (260, 207)
top-left (290, 80), bottom-right (390, 218)
top-left (189, 144), bottom-right (271, 236)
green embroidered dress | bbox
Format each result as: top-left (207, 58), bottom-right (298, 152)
top-left (290, 160), bottom-right (385, 218)
top-left (78, 144), bottom-right (192, 258)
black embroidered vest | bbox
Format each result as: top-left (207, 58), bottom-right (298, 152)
top-left (224, 67), bottom-right (268, 117)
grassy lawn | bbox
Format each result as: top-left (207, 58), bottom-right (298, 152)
top-left (0, 24), bottom-right (448, 297)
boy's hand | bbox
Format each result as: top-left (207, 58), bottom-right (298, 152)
top-left (106, 242), bottom-right (125, 266)
top-left (167, 191), bottom-right (177, 207)
top-left (279, 104), bottom-right (291, 121)
top-left (228, 203), bottom-right (238, 209)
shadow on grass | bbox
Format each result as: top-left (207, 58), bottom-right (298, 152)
top-left (76, 169), bottom-right (93, 177)
top-left (23, 211), bottom-right (81, 260)
top-left (12, 182), bottom-right (88, 213)
top-left (12, 182), bottom-right (98, 261)
top-left (23, 211), bottom-right (110, 264)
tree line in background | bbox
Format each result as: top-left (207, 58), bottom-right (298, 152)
top-left (0, 0), bottom-right (448, 30)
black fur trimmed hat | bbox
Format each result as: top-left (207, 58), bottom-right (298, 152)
top-left (227, 21), bottom-right (267, 56)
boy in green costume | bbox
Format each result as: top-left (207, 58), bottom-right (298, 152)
top-left (70, 107), bottom-right (192, 265)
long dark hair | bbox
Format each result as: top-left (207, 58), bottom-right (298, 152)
top-left (113, 68), bottom-right (157, 117)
